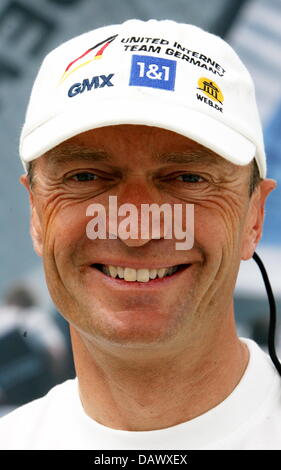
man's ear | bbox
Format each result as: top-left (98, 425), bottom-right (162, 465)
top-left (19, 174), bottom-right (43, 257)
top-left (241, 178), bottom-right (277, 260)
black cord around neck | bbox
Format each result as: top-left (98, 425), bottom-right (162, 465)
top-left (252, 251), bottom-right (281, 376)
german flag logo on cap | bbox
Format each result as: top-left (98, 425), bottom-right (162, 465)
top-left (60, 34), bottom-right (118, 83)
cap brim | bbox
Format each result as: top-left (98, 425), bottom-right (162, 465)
top-left (20, 94), bottom-right (256, 171)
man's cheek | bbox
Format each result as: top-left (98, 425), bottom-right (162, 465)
top-left (43, 200), bottom-right (89, 244)
top-left (193, 205), bottom-right (228, 243)
top-left (204, 200), bottom-right (244, 244)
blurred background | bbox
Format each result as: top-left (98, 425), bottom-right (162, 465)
top-left (0, 0), bottom-right (280, 416)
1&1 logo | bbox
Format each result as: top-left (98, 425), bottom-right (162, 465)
top-left (129, 54), bottom-right (177, 91)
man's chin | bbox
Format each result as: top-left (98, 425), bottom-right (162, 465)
top-left (71, 301), bottom-right (189, 354)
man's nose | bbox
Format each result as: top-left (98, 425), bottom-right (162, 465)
top-left (108, 178), bottom-right (170, 247)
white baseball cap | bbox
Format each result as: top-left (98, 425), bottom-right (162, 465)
top-left (19, 19), bottom-right (266, 177)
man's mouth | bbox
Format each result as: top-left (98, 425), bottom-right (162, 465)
top-left (91, 264), bottom-right (189, 282)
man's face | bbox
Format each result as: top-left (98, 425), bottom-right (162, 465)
top-left (21, 125), bottom-right (275, 353)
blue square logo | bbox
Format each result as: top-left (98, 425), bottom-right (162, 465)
top-left (129, 54), bottom-right (176, 91)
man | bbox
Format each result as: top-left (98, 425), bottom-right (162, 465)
top-left (0, 19), bottom-right (280, 450)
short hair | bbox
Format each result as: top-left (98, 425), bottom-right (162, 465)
top-left (27, 161), bottom-right (35, 189)
top-left (249, 158), bottom-right (262, 197)
top-left (27, 156), bottom-right (262, 196)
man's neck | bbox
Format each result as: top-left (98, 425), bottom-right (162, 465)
top-left (69, 323), bottom-right (249, 431)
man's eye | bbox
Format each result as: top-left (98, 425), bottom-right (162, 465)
top-left (71, 172), bottom-right (98, 182)
top-left (176, 174), bottom-right (204, 183)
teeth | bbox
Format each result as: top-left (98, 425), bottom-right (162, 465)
top-left (117, 266), bottom-right (124, 279)
top-left (124, 267), bottom-right (137, 282)
top-left (136, 269), bottom-right (150, 283)
top-left (108, 265), bottom-right (117, 278)
top-left (169, 266), bottom-right (178, 275)
top-left (102, 265), bottom-right (110, 275)
top-left (98, 264), bottom-right (180, 281)
top-left (149, 269), bottom-right (157, 279)
top-left (157, 268), bottom-right (166, 278)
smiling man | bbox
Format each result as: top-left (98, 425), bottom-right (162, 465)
top-left (0, 19), bottom-right (280, 450)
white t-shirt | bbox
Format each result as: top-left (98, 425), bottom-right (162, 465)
top-left (0, 338), bottom-right (280, 450)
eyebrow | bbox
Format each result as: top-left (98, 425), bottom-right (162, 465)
top-left (156, 150), bottom-right (221, 165)
top-left (44, 145), bottom-right (223, 169)
top-left (45, 146), bottom-right (112, 168)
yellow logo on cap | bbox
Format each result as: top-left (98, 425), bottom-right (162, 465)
top-left (197, 77), bottom-right (224, 104)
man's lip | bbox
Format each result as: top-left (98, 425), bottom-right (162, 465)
top-left (87, 263), bottom-right (192, 287)
top-left (87, 261), bottom-right (193, 269)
